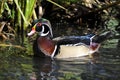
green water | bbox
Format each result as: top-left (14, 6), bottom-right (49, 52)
top-left (0, 39), bottom-right (120, 80)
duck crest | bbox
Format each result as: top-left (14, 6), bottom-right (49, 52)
top-left (37, 37), bottom-right (56, 56)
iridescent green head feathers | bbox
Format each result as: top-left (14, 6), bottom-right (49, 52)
top-left (28, 18), bottom-right (53, 38)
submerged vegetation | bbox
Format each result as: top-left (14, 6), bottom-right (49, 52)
top-left (0, 0), bottom-right (120, 56)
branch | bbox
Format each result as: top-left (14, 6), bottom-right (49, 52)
top-left (47, 0), bottom-right (68, 11)
top-left (90, 1), bottom-right (120, 13)
top-left (0, 22), bottom-right (6, 33)
top-left (0, 44), bottom-right (26, 50)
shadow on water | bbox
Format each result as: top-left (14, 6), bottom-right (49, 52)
top-left (0, 38), bottom-right (120, 80)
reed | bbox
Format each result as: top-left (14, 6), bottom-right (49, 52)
top-left (14, 0), bottom-right (37, 29)
top-left (0, 0), bottom-right (4, 17)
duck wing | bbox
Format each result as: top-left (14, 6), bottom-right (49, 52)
top-left (53, 34), bottom-right (95, 46)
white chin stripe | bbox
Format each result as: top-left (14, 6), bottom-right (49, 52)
top-left (27, 30), bottom-right (36, 36)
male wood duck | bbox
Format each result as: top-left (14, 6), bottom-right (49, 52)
top-left (28, 18), bottom-right (113, 58)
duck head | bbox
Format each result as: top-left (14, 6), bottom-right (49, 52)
top-left (28, 18), bottom-right (56, 57)
top-left (28, 18), bottom-right (53, 38)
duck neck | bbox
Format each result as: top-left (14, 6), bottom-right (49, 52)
top-left (37, 36), bottom-right (57, 57)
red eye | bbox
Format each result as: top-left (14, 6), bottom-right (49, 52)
top-left (32, 27), bottom-right (35, 30)
top-left (37, 22), bottom-right (41, 27)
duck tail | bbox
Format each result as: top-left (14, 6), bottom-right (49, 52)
top-left (92, 30), bottom-right (114, 43)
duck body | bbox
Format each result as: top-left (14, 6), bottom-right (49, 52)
top-left (53, 35), bottom-right (101, 58)
top-left (35, 35), bottom-right (99, 58)
top-left (28, 18), bottom-right (113, 58)
top-left (55, 44), bottom-right (96, 58)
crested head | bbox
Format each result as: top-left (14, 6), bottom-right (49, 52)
top-left (28, 18), bottom-right (53, 38)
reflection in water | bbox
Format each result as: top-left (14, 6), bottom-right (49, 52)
top-left (32, 57), bottom-right (59, 80)
top-left (0, 38), bottom-right (120, 80)
top-left (31, 55), bottom-right (120, 80)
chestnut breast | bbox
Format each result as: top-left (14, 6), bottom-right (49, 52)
top-left (37, 37), bottom-right (55, 56)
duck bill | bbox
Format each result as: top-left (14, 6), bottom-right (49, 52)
top-left (27, 29), bottom-right (36, 36)
top-left (27, 24), bottom-right (36, 36)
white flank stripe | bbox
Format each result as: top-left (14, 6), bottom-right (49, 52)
top-left (51, 45), bottom-right (57, 58)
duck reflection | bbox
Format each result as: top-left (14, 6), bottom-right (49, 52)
top-left (31, 56), bottom-right (119, 80)
top-left (32, 57), bottom-right (58, 80)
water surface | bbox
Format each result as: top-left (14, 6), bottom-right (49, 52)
top-left (0, 39), bottom-right (120, 80)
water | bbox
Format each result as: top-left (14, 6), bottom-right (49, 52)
top-left (0, 39), bottom-right (120, 80)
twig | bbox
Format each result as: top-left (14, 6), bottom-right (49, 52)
top-left (90, 1), bottom-right (120, 14)
top-left (47, 0), bottom-right (120, 18)
top-left (0, 43), bottom-right (26, 50)
top-left (70, 1), bottom-right (120, 20)
top-left (47, 0), bottom-right (68, 11)
top-left (0, 22), bottom-right (6, 33)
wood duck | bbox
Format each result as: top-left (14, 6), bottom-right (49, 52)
top-left (28, 18), bottom-right (113, 58)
